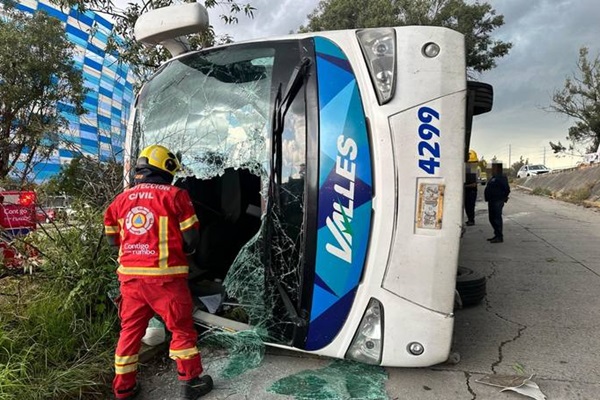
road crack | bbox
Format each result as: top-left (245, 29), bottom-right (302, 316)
top-left (464, 372), bottom-right (477, 399)
top-left (485, 262), bottom-right (528, 374)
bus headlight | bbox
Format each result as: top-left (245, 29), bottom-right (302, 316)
top-left (345, 298), bottom-right (384, 364)
top-left (357, 28), bottom-right (396, 105)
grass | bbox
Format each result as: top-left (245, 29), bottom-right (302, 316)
top-left (0, 277), bottom-right (117, 400)
top-left (531, 184), bottom-right (593, 205)
top-left (0, 207), bottom-right (120, 399)
top-left (562, 186), bottom-right (592, 204)
top-left (531, 187), bottom-right (552, 197)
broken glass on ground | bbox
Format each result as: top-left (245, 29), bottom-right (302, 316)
top-left (200, 329), bottom-right (266, 379)
top-left (476, 374), bottom-right (547, 400)
top-left (268, 360), bottom-right (389, 400)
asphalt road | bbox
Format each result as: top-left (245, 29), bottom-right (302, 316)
top-left (137, 189), bottom-right (600, 400)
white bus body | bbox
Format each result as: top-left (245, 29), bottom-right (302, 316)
top-left (126, 8), bottom-right (492, 367)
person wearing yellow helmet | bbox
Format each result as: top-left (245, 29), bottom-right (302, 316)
top-left (104, 144), bottom-right (213, 399)
top-left (464, 150), bottom-right (479, 226)
top-left (134, 144), bottom-right (182, 185)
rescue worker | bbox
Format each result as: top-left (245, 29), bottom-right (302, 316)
top-left (104, 145), bottom-right (213, 399)
top-left (464, 150), bottom-right (479, 226)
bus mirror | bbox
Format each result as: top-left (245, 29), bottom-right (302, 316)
top-left (134, 3), bottom-right (209, 56)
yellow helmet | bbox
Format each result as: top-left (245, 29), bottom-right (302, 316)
top-left (136, 145), bottom-right (181, 176)
top-left (468, 149), bottom-right (478, 163)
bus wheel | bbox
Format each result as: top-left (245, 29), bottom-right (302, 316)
top-left (467, 81), bottom-right (493, 115)
top-left (455, 267), bottom-right (486, 307)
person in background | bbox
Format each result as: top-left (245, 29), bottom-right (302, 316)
top-left (484, 161), bottom-right (510, 243)
top-left (104, 145), bottom-right (213, 400)
top-left (464, 150), bottom-right (479, 226)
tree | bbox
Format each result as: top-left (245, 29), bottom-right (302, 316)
top-left (44, 156), bottom-right (123, 208)
top-left (550, 47), bottom-right (600, 153)
top-left (54, 0), bottom-right (256, 83)
top-left (0, 5), bottom-right (86, 182)
top-left (299, 0), bottom-right (512, 75)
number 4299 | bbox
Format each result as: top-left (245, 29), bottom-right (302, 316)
top-left (417, 106), bottom-right (440, 175)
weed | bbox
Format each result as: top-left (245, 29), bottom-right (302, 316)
top-left (0, 281), bottom-right (116, 399)
top-left (531, 187), bottom-right (552, 197)
top-left (562, 186), bottom-right (592, 204)
top-left (0, 204), bottom-right (119, 399)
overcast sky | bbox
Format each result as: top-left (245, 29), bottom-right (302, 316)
top-left (207, 0), bottom-right (600, 169)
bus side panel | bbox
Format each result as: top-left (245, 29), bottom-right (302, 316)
top-left (304, 37), bottom-right (373, 351)
top-left (382, 92), bottom-right (466, 314)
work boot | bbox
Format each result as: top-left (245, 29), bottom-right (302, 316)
top-left (466, 220), bottom-right (475, 226)
top-left (490, 237), bottom-right (503, 243)
top-left (180, 375), bottom-right (213, 399)
top-left (486, 236), bottom-right (496, 241)
top-left (115, 383), bottom-right (140, 399)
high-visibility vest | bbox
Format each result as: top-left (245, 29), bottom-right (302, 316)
top-left (104, 183), bottom-right (199, 280)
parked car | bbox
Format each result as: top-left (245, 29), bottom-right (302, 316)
top-left (517, 164), bottom-right (551, 178)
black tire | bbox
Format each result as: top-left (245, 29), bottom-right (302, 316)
top-left (467, 81), bottom-right (493, 115)
top-left (456, 267), bottom-right (486, 307)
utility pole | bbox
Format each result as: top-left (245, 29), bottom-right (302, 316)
top-left (508, 144), bottom-right (511, 168)
top-left (543, 146), bottom-right (546, 165)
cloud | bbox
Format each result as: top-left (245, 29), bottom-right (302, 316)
top-left (471, 0), bottom-right (600, 168)
top-left (208, 0), bottom-right (319, 41)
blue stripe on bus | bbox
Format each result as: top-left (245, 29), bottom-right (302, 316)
top-left (305, 36), bottom-right (373, 351)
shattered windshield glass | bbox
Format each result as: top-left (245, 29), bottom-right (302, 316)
top-left (135, 47), bottom-right (275, 179)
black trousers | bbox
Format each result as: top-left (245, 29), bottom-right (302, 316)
top-left (488, 200), bottom-right (505, 238)
top-left (464, 190), bottom-right (477, 222)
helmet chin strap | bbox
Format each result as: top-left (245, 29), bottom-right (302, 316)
top-left (134, 167), bottom-right (174, 185)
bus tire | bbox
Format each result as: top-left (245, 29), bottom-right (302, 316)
top-left (467, 81), bottom-right (493, 115)
top-left (455, 267), bottom-right (486, 307)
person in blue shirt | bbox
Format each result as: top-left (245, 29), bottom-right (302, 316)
top-left (484, 162), bottom-right (510, 243)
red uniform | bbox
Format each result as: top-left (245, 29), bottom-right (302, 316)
top-left (104, 182), bottom-right (202, 399)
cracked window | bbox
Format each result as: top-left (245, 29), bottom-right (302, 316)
top-left (132, 43), bottom-right (309, 352)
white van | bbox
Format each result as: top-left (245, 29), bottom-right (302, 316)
top-left (125, 3), bottom-right (493, 367)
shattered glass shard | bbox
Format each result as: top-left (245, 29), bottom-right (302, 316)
top-left (200, 329), bottom-right (266, 379)
top-left (268, 360), bottom-right (388, 400)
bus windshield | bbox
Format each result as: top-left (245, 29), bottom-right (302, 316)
top-left (131, 41), bottom-right (312, 345)
top-left (134, 46), bottom-right (276, 179)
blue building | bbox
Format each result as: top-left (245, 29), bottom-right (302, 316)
top-left (11, 0), bottom-right (135, 181)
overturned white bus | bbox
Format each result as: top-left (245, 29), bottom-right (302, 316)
top-left (125, 3), bottom-right (493, 367)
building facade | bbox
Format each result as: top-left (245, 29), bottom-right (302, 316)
top-left (12, 0), bottom-right (135, 181)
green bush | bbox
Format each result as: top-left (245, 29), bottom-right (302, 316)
top-left (25, 203), bottom-right (118, 313)
top-left (0, 204), bottom-right (119, 399)
top-left (0, 286), bottom-right (116, 400)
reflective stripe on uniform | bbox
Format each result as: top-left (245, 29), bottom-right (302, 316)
top-left (115, 363), bottom-right (137, 375)
top-left (158, 216), bottom-right (169, 269)
top-left (179, 215), bottom-right (199, 231)
top-left (117, 265), bottom-right (188, 276)
top-left (169, 347), bottom-right (199, 360)
top-left (105, 225), bottom-right (119, 234)
top-left (114, 353), bottom-right (138, 375)
top-left (115, 354), bottom-right (138, 365)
